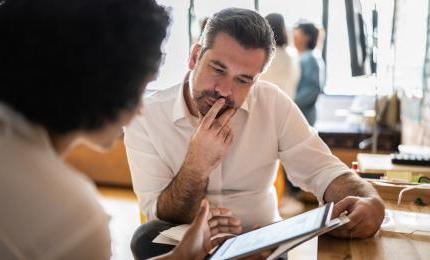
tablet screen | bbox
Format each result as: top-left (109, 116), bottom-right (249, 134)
top-left (210, 203), bottom-right (332, 260)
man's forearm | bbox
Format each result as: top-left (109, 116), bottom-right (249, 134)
top-left (157, 165), bottom-right (209, 224)
top-left (323, 172), bottom-right (382, 203)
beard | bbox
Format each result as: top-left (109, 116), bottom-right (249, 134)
top-left (193, 89), bottom-right (235, 118)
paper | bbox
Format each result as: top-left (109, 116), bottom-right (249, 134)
top-left (152, 234), bottom-right (179, 246)
top-left (152, 224), bottom-right (233, 246)
top-left (153, 224), bottom-right (189, 245)
top-left (382, 209), bottom-right (430, 234)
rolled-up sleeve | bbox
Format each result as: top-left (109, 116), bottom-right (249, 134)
top-left (276, 90), bottom-right (351, 202)
top-left (124, 117), bottom-right (173, 220)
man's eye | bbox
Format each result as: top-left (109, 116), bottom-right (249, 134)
top-left (237, 78), bottom-right (250, 85)
top-left (212, 66), bottom-right (224, 74)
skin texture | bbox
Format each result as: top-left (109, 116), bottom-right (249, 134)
top-left (324, 173), bottom-right (385, 238)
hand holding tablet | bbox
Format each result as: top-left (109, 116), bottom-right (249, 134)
top-left (210, 203), bottom-right (349, 260)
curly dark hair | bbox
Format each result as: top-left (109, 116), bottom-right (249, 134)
top-left (0, 0), bottom-right (169, 134)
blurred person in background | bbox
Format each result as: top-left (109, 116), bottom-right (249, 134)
top-left (293, 22), bottom-right (325, 126)
top-left (261, 13), bottom-right (300, 99)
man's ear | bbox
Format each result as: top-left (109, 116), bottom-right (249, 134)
top-left (188, 43), bottom-right (202, 70)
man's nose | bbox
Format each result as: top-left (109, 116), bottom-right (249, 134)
top-left (215, 78), bottom-right (233, 97)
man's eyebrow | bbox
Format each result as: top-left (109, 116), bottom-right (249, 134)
top-left (210, 60), bottom-right (227, 69)
top-left (210, 59), bottom-right (256, 81)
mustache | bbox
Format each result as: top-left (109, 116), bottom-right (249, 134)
top-left (195, 90), bottom-right (235, 108)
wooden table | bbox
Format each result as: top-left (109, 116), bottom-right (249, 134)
top-left (318, 200), bottom-right (430, 259)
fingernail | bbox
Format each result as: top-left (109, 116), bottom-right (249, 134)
top-left (217, 98), bottom-right (225, 103)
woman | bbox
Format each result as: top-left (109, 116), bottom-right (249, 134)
top-left (293, 22), bottom-right (326, 126)
top-left (261, 13), bottom-right (301, 98)
top-left (0, 0), bottom-right (211, 259)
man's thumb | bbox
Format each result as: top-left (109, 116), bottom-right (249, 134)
top-left (332, 197), bottom-right (355, 218)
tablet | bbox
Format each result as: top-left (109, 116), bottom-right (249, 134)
top-left (210, 202), bottom-right (333, 260)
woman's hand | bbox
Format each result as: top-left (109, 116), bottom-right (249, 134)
top-left (171, 199), bottom-right (212, 260)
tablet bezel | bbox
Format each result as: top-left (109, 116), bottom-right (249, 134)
top-left (209, 202), bottom-right (334, 260)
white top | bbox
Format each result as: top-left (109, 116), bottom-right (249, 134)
top-left (260, 46), bottom-right (301, 98)
top-left (0, 104), bottom-right (111, 260)
top-left (124, 80), bottom-right (350, 229)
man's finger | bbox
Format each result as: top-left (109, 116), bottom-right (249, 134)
top-left (210, 207), bottom-right (233, 217)
top-left (217, 125), bottom-right (231, 139)
top-left (201, 98), bottom-right (225, 129)
top-left (217, 108), bottom-right (236, 128)
top-left (331, 196), bottom-right (357, 218)
top-left (209, 216), bottom-right (241, 228)
top-left (210, 225), bottom-right (242, 236)
top-left (225, 131), bottom-right (234, 144)
top-left (341, 205), bottom-right (365, 230)
top-left (329, 207), bottom-right (365, 238)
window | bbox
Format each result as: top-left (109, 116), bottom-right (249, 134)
top-left (146, 0), bottom-right (189, 90)
top-left (259, 0), bottom-right (322, 26)
top-left (324, 0), bottom-right (394, 95)
top-left (149, 0), bottom-right (426, 96)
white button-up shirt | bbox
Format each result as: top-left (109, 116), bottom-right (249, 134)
top-left (124, 80), bottom-right (350, 229)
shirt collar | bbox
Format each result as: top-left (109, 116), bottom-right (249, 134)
top-left (171, 72), bottom-right (250, 125)
top-left (171, 73), bottom-right (193, 125)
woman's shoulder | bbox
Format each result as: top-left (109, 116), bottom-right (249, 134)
top-left (0, 138), bottom-right (110, 259)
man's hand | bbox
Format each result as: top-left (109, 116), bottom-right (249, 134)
top-left (156, 99), bottom-right (236, 224)
top-left (330, 196), bottom-right (385, 238)
top-left (183, 98), bottom-right (236, 178)
top-left (209, 207), bottom-right (242, 236)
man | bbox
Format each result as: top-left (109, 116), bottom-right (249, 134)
top-left (125, 8), bottom-right (384, 259)
top-left (293, 22), bottom-right (325, 126)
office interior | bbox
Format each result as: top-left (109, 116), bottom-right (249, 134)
top-left (9, 0), bottom-right (430, 259)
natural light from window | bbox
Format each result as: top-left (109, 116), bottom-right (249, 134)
top-left (148, 0), bottom-right (427, 97)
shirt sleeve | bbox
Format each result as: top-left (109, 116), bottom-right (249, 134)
top-left (276, 89), bottom-right (351, 202)
top-left (124, 117), bottom-right (174, 220)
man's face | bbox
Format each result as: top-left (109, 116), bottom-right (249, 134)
top-left (188, 32), bottom-right (266, 117)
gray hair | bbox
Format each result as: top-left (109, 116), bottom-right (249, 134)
top-left (199, 8), bottom-right (275, 71)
